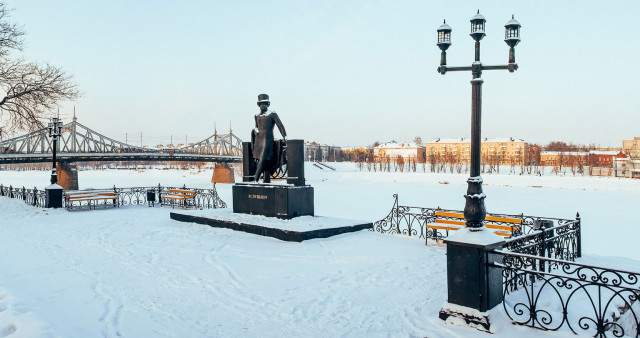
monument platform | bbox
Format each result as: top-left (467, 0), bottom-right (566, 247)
top-left (170, 209), bottom-right (372, 242)
top-left (232, 182), bottom-right (313, 219)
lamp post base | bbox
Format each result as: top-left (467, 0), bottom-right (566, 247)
top-left (463, 176), bottom-right (486, 228)
top-left (441, 228), bottom-right (505, 333)
top-left (45, 184), bottom-right (63, 208)
top-left (439, 302), bottom-right (492, 333)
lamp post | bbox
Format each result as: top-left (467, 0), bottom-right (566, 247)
top-left (45, 117), bottom-right (64, 208)
top-left (436, 12), bottom-right (521, 331)
top-left (47, 117), bottom-right (63, 184)
top-left (437, 11), bottom-right (521, 229)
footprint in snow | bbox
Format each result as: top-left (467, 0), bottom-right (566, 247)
top-left (0, 324), bottom-right (17, 337)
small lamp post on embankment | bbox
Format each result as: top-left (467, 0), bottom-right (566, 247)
top-left (45, 117), bottom-right (64, 208)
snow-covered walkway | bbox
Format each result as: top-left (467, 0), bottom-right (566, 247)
top-left (1, 163), bottom-right (639, 337)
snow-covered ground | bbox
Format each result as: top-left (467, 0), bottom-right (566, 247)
top-left (1, 162), bottom-right (639, 337)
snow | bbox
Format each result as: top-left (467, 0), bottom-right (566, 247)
top-left (374, 141), bottom-right (421, 149)
top-left (182, 208), bottom-right (369, 231)
top-left (1, 162), bottom-right (639, 337)
top-left (446, 227), bottom-right (504, 247)
top-left (428, 137), bottom-right (523, 144)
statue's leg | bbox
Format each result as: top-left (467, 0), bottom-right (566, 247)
top-left (263, 169), bottom-right (271, 183)
top-left (254, 160), bottom-right (264, 182)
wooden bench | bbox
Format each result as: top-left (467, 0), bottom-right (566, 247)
top-left (426, 211), bottom-right (522, 242)
top-left (65, 190), bottom-right (119, 210)
top-left (162, 189), bottom-right (196, 208)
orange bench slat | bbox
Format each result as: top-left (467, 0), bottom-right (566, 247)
top-left (435, 219), bottom-right (466, 226)
top-left (427, 224), bottom-right (462, 231)
top-left (484, 215), bottom-right (522, 224)
top-left (435, 211), bottom-right (463, 218)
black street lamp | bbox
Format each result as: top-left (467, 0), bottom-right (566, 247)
top-left (45, 116), bottom-right (64, 208)
top-left (437, 11), bottom-right (521, 229)
top-left (47, 117), bottom-right (63, 184)
top-left (437, 13), bottom-right (522, 330)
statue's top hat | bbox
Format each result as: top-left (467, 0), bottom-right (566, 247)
top-left (257, 94), bottom-right (270, 103)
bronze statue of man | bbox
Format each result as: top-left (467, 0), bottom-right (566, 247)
top-left (251, 94), bottom-right (286, 183)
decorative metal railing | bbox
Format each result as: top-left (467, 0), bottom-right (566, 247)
top-left (373, 194), bottom-right (580, 247)
top-left (1, 183), bottom-right (226, 210)
top-left (65, 184), bottom-right (227, 210)
top-left (493, 250), bottom-right (640, 337)
top-left (502, 216), bottom-right (581, 262)
top-left (373, 194), bottom-right (434, 239)
top-left (0, 184), bottom-right (46, 207)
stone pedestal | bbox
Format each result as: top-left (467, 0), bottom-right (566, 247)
top-left (57, 162), bottom-right (79, 190)
top-left (232, 183), bottom-right (313, 219)
top-left (439, 228), bottom-right (504, 332)
top-left (45, 184), bottom-right (64, 208)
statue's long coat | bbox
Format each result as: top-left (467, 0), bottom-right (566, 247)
top-left (252, 110), bottom-right (286, 163)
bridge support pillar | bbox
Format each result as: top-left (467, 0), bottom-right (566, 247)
top-left (57, 162), bottom-right (79, 190)
top-left (211, 163), bottom-right (235, 184)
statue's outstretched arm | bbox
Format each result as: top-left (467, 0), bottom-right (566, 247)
top-left (272, 113), bottom-right (287, 139)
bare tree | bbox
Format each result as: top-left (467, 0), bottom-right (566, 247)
top-left (0, 3), bottom-right (79, 138)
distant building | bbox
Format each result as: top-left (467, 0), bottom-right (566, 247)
top-left (614, 157), bottom-right (640, 178)
top-left (304, 141), bottom-right (341, 162)
top-left (540, 150), bottom-right (624, 176)
top-left (588, 150), bottom-right (623, 167)
top-left (341, 146), bottom-right (370, 162)
top-left (622, 137), bottom-right (640, 158)
top-left (539, 151), bottom-right (587, 167)
top-left (374, 141), bottom-right (426, 163)
top-left (425, 137), bottom-right (526, 165)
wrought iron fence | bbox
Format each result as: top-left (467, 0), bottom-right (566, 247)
top-left (493, 250), bottom-right (640, 337)
top-left (373, 194), bottom-right (434, 239)
top-left (503, 216), bottom-right (581, 262)
top-left (69, 184), bottom-right (227, 210)
top-left (373, 194), bottom-right (580, 248)
top-left (1, 183), bottom-right (226, 210)
top-left (0, 184), bottom-right (46, 208)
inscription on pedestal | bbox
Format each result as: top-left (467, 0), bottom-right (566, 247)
top-left (249, 194), bottom-right (268, 200)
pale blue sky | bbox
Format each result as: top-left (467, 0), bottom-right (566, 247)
top-left (10, 0), bottom-right (640, 147)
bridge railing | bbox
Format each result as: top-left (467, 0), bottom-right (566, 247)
top-left (0, 118), bottom-right (243, 157)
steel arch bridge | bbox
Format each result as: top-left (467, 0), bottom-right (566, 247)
top-left (0, 117), bottom-right (243, 164)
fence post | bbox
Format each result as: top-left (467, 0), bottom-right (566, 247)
top-left (538, 228), bottom-right (546, 272)
top-left (394, 194), bottom-right (400, 233)
top-left (0, 184), bottom-right (4, 196)
top-left (32, 187), bottom-right (37, 206)
top-left (9, 185), bottom-right (13, 198)
top-left (576, 212), bottom-right (582, 258)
